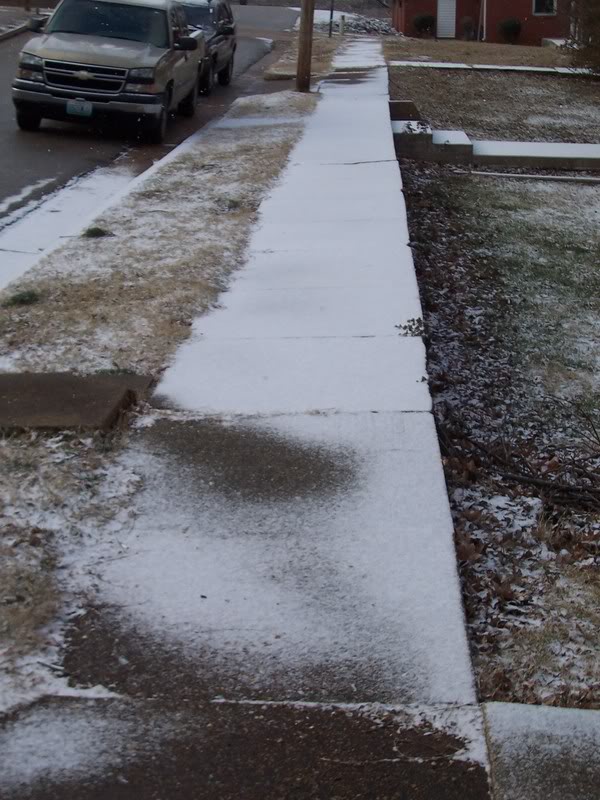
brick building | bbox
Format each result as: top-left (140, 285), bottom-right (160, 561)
top-left (391, 0), bottom-right (571, 46)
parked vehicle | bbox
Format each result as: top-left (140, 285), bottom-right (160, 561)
top-left (180, 0), bottom-right (236, 95)
top-left (12, 0), bottom-right (208, 142)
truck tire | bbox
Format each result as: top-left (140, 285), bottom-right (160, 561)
top-left (217, 55), bottom-right (234, 86)
top-left (145, 94), bottom-right (169, 144)
top-left (16, 109), bottom-right (42, 132)
top-left (178, 75), bottom-right (199, 117)
top-left (199, 60), bottom-right (214, 96)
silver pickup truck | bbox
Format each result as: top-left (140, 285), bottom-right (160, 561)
top-left (12, 0), bottom-right (207, 142)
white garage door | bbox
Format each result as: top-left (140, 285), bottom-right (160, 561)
top-left (437, 0), bottom-right (456, 38)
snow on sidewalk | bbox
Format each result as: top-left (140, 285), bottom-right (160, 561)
top-left (123, 39), bottom-right (476, 707)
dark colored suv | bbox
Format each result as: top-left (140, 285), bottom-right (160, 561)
top-left (181, 0), bottom-right (236, 93)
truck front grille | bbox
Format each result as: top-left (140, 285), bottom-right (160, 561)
top-left (43, 60), bottom-right (127, 94)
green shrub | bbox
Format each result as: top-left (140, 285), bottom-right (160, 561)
top-left (413, 14), bottom-right (435, 36)
top-left (461, 16), bottom-right (475, 40)
top-left (81, 226), bottom-right (113, 238)
top-left (499, 17), bottom-right (522, 43)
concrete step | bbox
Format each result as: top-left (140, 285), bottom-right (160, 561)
top-left (392, 123), bottom-right (474, 164)
top-left (473, 140), bottom-right (600, 170)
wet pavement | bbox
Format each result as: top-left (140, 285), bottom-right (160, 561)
top-left (65, 413), bottom-right (474, 705)
top-left (0, 697), bottom-right (489, 800)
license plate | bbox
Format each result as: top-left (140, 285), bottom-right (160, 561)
top-left (66, 99), bottom-right (93, 117)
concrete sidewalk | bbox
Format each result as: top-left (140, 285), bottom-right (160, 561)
top-left (3, 36), bottom-right (600, 800)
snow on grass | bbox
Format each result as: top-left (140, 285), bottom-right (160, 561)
top-left (0, 430), bottom-right (143, 713)
top-left (384, 36), bottom-right (571, 68)
top-left (401, 162), bottom-right (600, 707)
top-left (388, 66), bottom-right (600, 143)
top-left (0, 92), bottom-right (316, 375)
top-left (470, 177), bottom-right (600, 397)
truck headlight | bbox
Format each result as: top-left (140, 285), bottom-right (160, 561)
top-left (124, 82), bottom-right (160, 93)
top-left (128, 68), bottom-right (154, 80)
top-left (19, 53), bottom-right (43, 69)
top-left (17, 68), bottom-right (45, 82)
top-left (125, 68), bottom-right (157, 92)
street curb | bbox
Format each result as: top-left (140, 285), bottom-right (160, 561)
top-left (0, 20), bottom-right (29, 43)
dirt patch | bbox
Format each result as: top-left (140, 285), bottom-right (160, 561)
top-left (389, 67), bottom-right (600, 142)
top-left (385, 36), bottom-right (571, 67)
top-left (0, 527), bottom-right (57, 664)
top-left (402, 162), bottom-right (600, 707)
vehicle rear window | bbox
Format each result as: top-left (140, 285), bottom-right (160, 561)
top-left (181, 4), bottom-right (214, 30)
top-left (46, 0), bottom-right (169, 48)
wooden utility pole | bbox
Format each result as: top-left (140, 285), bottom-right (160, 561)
top-left (296, 0), bottom-right (316, 92)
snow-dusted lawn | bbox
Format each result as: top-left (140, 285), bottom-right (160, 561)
top-left (384, 36), bottom-right (571, 68)
top-left (388, 66), bottom-right (600, 143)
top-left (0, 91), bottom-right (316, 375)
top-left (0, 428), bottom-right (141, 712)
top-left (402, 162), bottom-right (600, 707)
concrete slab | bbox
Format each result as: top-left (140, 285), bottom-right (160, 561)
top-left (236, 242), bottom-right (419, 290)
top-left (251, 216), bottom-right (411, 253)
top-left (0, 697), bottom-right (491, 799)
top-left (195, 276), bottom-right (422, 339)
top-left (259, 161), bottom-right (406, 222)
top-left (0, 372), bottom-right (153, 431)
top-left (473, 140), bottom-right (600, 170)
top-left (485, 702), bottom-right (600, 800)
top-left (433, 130), bottom-right (472, 146)
top-left (92, 413), bottom-right (474, 704)
top-left (156, 336), bottom-right (430, 414)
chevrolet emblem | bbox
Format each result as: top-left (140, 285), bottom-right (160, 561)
top-left (75, 70), bottom-right (92, 80)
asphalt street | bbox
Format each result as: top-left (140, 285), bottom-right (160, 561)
top-left (0, 4), bottom-right (298, 219)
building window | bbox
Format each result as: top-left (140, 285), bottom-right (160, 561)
top-left (533, 0), bottom-right (556, 14)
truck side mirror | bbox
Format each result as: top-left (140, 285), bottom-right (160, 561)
top-left (28, 16), bottom-right (47, 33)
top-left (174, 36), bottom-right (198, 51)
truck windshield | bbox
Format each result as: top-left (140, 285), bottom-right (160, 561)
top-left (46, 0), bottom-right (169, 48)
top-left (181, 4), bottom-right (214, 30)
